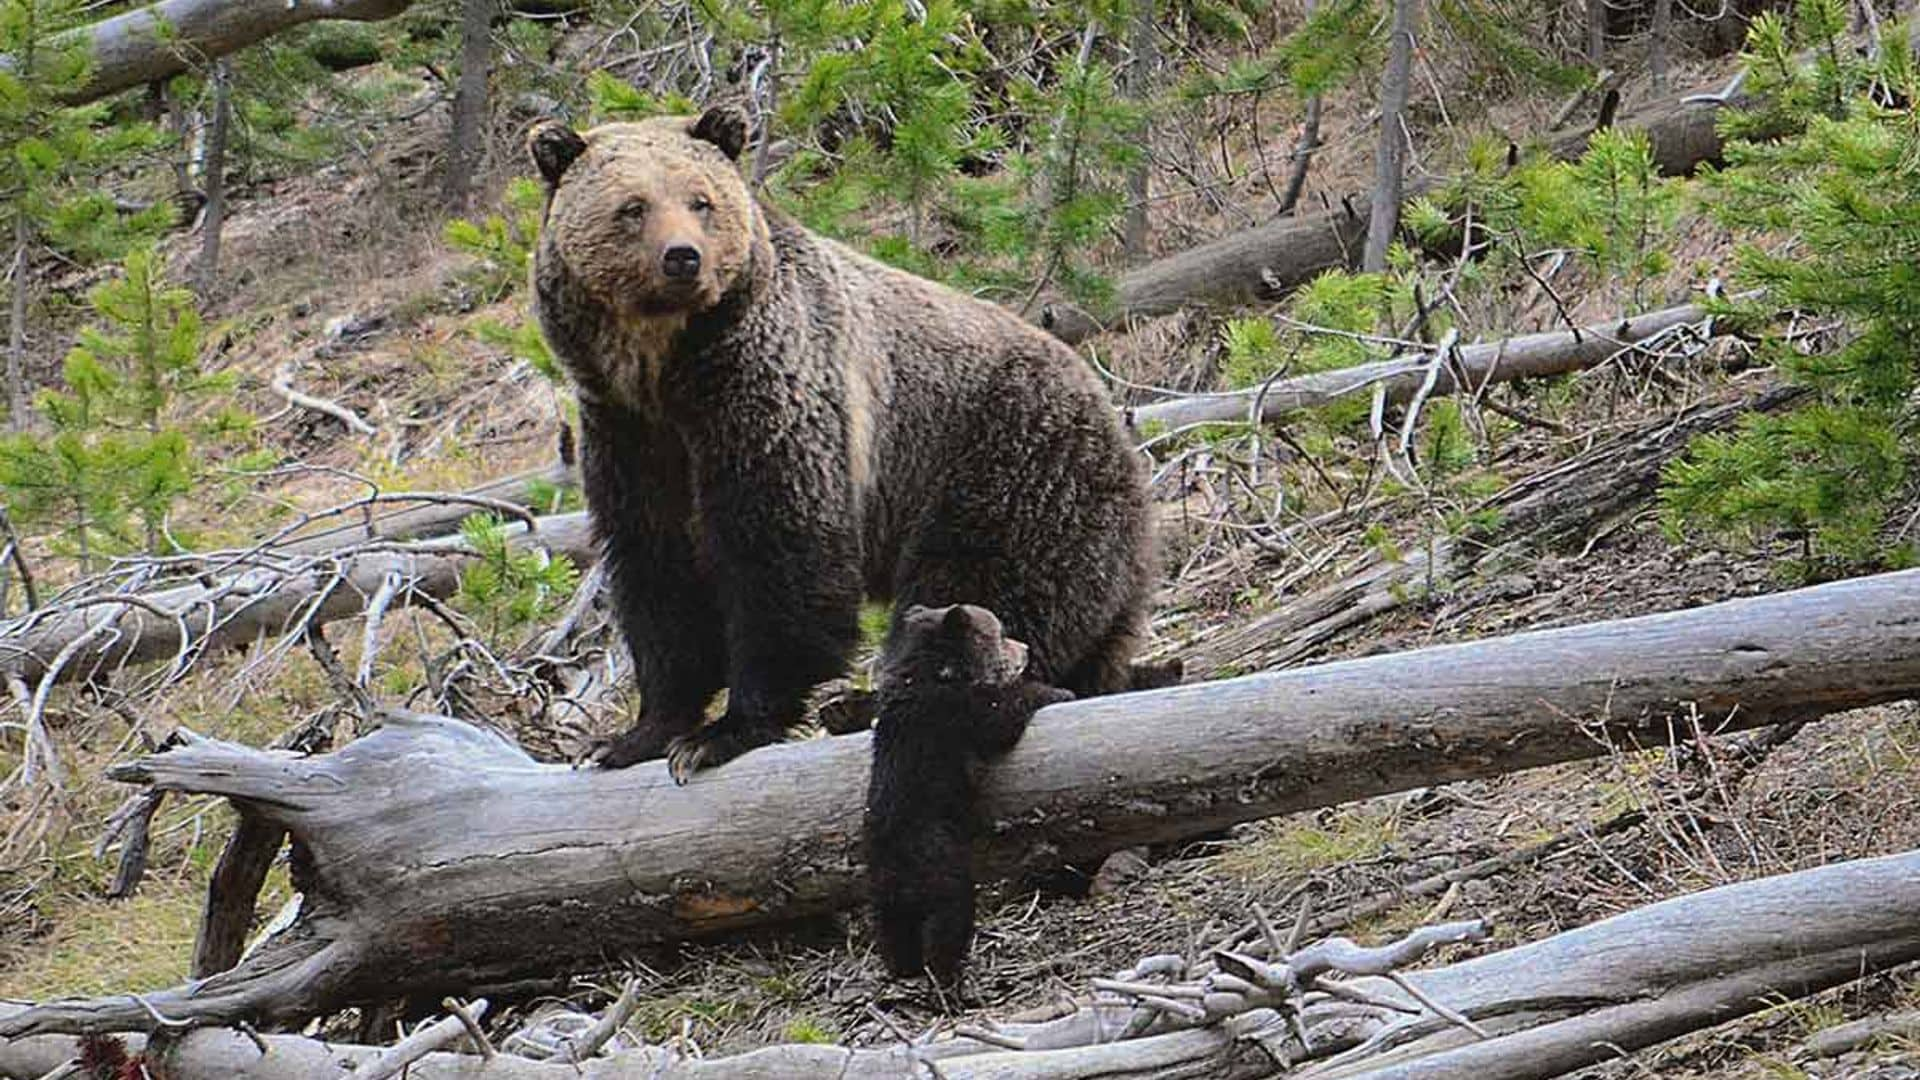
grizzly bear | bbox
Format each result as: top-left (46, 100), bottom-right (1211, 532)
top-left (526, 105), bottom-right (1153, 783)
top-left (865, 604), bottom-right (1072, 987)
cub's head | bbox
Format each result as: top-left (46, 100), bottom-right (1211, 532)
top-left (879, 605), bottom-right (1031, 693)
top-left (527, 104), bottom-right (760, 318)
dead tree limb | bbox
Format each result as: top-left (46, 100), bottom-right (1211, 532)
top-left (4, 565), bottom-right (1920, 1035)
top-left (1182, 386), bottom-right (1804, 677)
top-left (1130, 299), bottom-right (1714, 430)
top-left (21, 0), bottom-right (419, 106)
top-left (278, 463), bottom-right (577, 554)
top-left (0, 512), bottom-right (596, 689)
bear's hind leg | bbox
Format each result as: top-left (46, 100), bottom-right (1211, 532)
top-left (875, 902), bottom-right (928, 978)
top-left (921, 891), bottom-right (976, 989)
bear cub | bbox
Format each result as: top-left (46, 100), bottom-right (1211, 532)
top-left (865, 604), bottom-right (1073, 988)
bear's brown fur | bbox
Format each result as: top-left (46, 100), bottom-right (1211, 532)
top-left (527, 105), bottom-right (1154, 782)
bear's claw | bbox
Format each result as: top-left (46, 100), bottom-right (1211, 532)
top-left (662, 718), bottom-right (783, 785)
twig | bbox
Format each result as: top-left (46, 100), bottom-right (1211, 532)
top-left (355, 570), bottom-right (404, 692)
top-left (441, 997), bottom-right (496, 1059)
top-left (345, 998), bottom-right (490, 1080)
top-left (561, 977), bottom-right (644, 1064)
top-left (269, 363), bottom-right (376, 436)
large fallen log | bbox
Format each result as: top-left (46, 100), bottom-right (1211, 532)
top-left (4, 567), bottom-right (1919, 1036)
top-left (0, 512), bottom-right (596, 688)
top-left (4, 849), bottom-right (1918, 1078)
top-left (1050, 82), bottom-right (1739, 344)
top-left (1129, 299), bottom-right (1713, 430)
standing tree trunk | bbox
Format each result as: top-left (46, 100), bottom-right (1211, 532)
top-left (1650, 0), bottom-right (1672, 94)
top-left (748, 36), bottom-right (782, 188)
top-left (1121, 0), bottom-right (1155, 259)
top-left (194, 58), bottom-right (231, 301)
top-left (164, 78), bottom-right (195, 198)
top-left (6, 216), bottom-right (27, 432)
top-left (442, 0), bottom-right (494, 210)
top-left (1587, 0), bottom-right (1607, 64)
top-left (1362, 0), bottom-right (1418, 273)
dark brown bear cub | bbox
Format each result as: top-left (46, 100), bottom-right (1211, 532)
top-left (866, 604), bottom-right (1072, 987)
top-left (526, 106), bottom-right (1154, 783)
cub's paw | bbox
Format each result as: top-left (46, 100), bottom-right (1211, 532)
top-left (663, 719), bottom-right (781, 785)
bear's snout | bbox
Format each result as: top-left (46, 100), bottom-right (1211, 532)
top-left (662, 245), bottom-right (703, 281)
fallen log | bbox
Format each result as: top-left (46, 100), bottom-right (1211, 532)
top-left (0, 512), bottom-right (596, 689)
top-left (5, 567), bottom-right (1920, 1036)
top-left (1051, 82), bottom-right (1739, 345)
top-left (1130, 299), bottom-right (1713, 430)
top-left (279, 461), bottom-right (577, 555)
top-left (5, 850), bottom-right (1918, 1078)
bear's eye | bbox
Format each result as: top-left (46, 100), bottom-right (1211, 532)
top-left (690, 195), bottom-right (713, 213)
top-left (617, 198), bottom-right (649, 221)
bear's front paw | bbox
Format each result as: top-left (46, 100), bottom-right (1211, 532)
top-left (663, 717), bottom-right (783, 785)
top-left (582, 722), bottom-right (678, 770)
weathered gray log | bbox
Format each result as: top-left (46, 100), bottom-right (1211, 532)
top-left (1298, 846), bottom-right (1920, 1078)
top-left (1050, 85), bottom-right (1738, 345)
top-left (0, 512), bottom-right (596, 688)
top-left (1130, 300), bottom-right (1712, 430)
top-left (6, 850), bottom-right (1920, 1078)
top-left (31, 0), bottom-right (418, 105)
top-left (5, 567), bottom-right (1920, 1037)
top-left (278, 463), bottom-right (577, 555)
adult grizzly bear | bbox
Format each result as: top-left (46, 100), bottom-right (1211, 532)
top-left (527, 105), bottom-right (1153, 783)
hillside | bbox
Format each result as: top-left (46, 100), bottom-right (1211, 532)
top-left (3, 0), bottom-right (1920, 1075)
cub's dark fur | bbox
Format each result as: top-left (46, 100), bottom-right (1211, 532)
top-left (526, 106), bottom-right (1154, 782)
top-left (866, 604), bottom-right (1072, 985)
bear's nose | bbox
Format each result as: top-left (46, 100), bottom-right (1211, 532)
top-left (662, 245), bottom-right (702, 281)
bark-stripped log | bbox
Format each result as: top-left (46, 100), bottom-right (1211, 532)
top-left (3, 568), bottom-right (1919, 1036)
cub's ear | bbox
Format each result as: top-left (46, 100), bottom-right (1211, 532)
top-left (527, 120), bottom-right (587, 185)
top-left (941, 605), bottom-right (975, 636)
top-left (690, 103), bottom-right (749, 161)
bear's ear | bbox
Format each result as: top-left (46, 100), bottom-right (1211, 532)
top-left (690, 103), bottom-right (749, 161)
top-left (941, 606), bottom-right (975, 636)
top-left (527, 120), bottom-right (588, 185)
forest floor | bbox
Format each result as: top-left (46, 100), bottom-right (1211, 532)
top-left (2, 36), bottom-right (1917, 1080)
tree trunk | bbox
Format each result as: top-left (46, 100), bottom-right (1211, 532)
top-left (5, 216), bottom-right (26, 432)
top-left (442, 0), bottom-right (494, 210)
top-left (1129, 298), bottom-right (1713, 429)
top-left (17, 0), bottom-right (419, 106)
top-left (1044, 80), bottom-right (1738, 344)
top-left (1363, 0), bottom-right (1418, 273)
top-left (0, 512), bottom-right (596, 689)
top-left (1587, 0), bottom-right (1607, 64)
top-left (5, 566), bottom-right (1920, 1036)
top-left (1650, 0), bottom-right (1673, 94)
top-left (1122, 0), bottom-right (1155, 259)
top-left (193, 58), bottom-right (230, 301)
